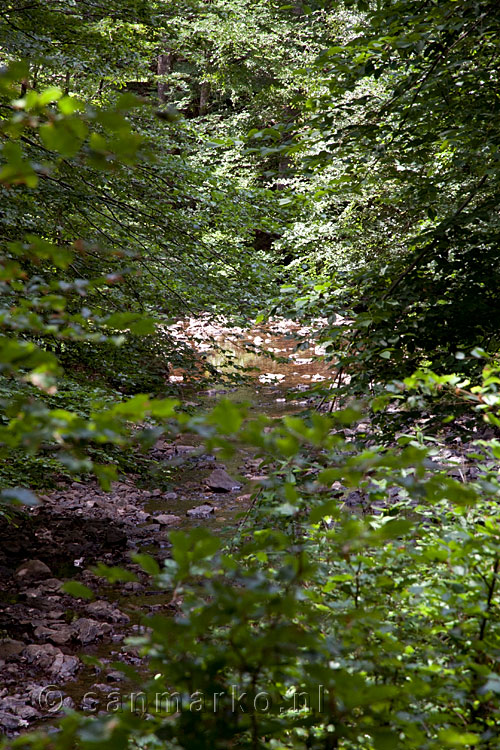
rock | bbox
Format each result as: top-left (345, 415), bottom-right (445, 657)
top-left (123, 582), bottom-right (143, 592)
top-left (235, 494), bottom-right (252, 504)
top-left (0, 710), bottom-right (23, 730)
top-left (174, 444), bottom-right (195, 454)
top-left (34, 624), bottom-right (75, 645)
top-left (14, 559), bottom-right (51, 582)
top-left (49, 653), bottom-right (80, 679)
top-left (186, 504), bottom-right (216, 518)
top-left (73, 617), bottom-right (109, 644)
top-left (86, 601), bottom-right (130, 624)
top-left (106, 670), bottom-right (125, 683)
top-left (206, 468), bottom-right (241, 492)
top-left (0, 696), bottom-right (39, 721)
top-left (163, 492), bottom-right (178, 501)
top-left (23, 644), bottom-right (60, 669)
top-left (0, 640), bottom-right (25, 661)
top-left (154, 514), bottom-right (181, 526)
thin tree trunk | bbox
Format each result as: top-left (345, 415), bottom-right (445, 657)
top-left (157, 42), bottom-right (174, 104)
top-left (199, 80), bottom-right (210, 116)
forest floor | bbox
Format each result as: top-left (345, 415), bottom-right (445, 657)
top-left (0, 319), bottom-right (331, 733)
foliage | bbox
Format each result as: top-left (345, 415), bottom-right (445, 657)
top-left (4, 370), bottom-right (500, 748)
top-left (260, 0), bottom-right (500, 391)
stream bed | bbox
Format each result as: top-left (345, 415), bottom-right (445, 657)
top-left (0, 319), bottom-right (331, 735)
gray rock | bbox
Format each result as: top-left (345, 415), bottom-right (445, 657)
top-left (123, 582), bottom-right (144, 592)
top-left (14, 559), bottom-right (52, 582)
top-left (0, 640), bottom-right (25, 661)
top-left (34, 624), bottom-right (75, 645)
top-left (186, 504), bottom-right (216, 518)
top-left (86, 600), bottom-right (130, 624)
top-left (49, 653), bottom-right (80, 679)
top-left (206, 468), bottom-right (241, 492)
top-left (106, 670), bottom-right (125, 683)
top-left (163, 491), bottom-right (178, 501)
top-left (0, 696), bottom-right (39, 720)
top-left (73, 617), bottom-right (110, 644)
top-left (154, 514), bottom-right (181, 526)
top-left (0, 710), bottom-right (23, 730)
top-left (23, 644), bottom-right (60, 669)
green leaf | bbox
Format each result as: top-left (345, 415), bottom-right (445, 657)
top-left (61, 581), bottom-right (95, 600)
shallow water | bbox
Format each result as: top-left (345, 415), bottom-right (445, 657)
top-left (22, 322), bottom-right (333, 727)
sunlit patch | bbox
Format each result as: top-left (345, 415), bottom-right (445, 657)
top-left (259, 373), bottom-right (286, 383)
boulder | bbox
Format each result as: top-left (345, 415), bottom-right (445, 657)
top-left (186, 504), bottom-right (216, 519)
top-left (14, 559), bottom-right (51, 582)
top-left (0, 640), bottom-right (25, 661)
top-left (86, 600), bottom-right (130, 624)
top-left (23, 644), bottom-right (60, 669)
top-left (49, 653), bottom-right (80, 679)
top-left (33, 624), bottom-right (75, 645)
top-left (73, 617), bottom-right (110, 644)
top-left (206, 468), bottom-right (241, 492)
top-left (154, 514), bottom-right (181, 526)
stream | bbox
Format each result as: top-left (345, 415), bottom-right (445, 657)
top-left (0, 320), bottom-right (331, 734)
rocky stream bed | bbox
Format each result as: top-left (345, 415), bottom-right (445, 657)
top-left (0, 319), bottom-right (492, 736)
top-left (0, 320), bottom-right (331, 735)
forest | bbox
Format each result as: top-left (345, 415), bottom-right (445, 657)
top-left (1, 0), bottom-right (500, 748)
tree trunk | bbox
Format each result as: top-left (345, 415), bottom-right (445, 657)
top-left (157, 42), bottom-right (174, 104)
top-left (199, 80), bottom-right (210, 116)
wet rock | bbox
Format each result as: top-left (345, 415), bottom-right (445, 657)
top-left (81, 694), bottom-right (100, 711)
top-left (106, 670), bottom-right (125, 683)
top-left (123, 582), bottom-right (144, 593)
top-left (0, 640), bottom-right (25, 661)
top-left (0, 696), bottom-right (39, 721)
top-left (187, 504), bottom-right (216, 518)
top-left (206, 468), bottom-right (241, 492)
top-left (0, 710), bottom-right (24, 730)
top-left (49, 653), bottom-right (80, 679)
top-left (174, 444), bottom-right (195, 454)
top-left (235, 494), bottom-right (252, 504)
top-left (86, 600), bottom-right (130, 624)
top-left (154, 514), bottom-right (181, 526)
top-left (73, 617), bottom-right (110, 644)
top-left (33, 624), bottom-right (75, 645)
top-left (14, 559), bottom-right (51, 582)
top-left (23, 644), bottom-right (60, 669)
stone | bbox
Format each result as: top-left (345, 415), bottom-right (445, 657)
top-left (206, 468), bottom-right (241, 492)
top-left (49, 653), bottom-right (80, 679)
top-left (14, 559), bottom-right (51, 582)
top-left (34, 624), bottom-right (75, 645)
top-left (23, 644), bottom-right (60, 669)
top-left (0, 696), bottom-right (39, 720)
top-left (0, 710), bottom-right (23, 730)
top-left (0, 640), bottom-right (25, 661)
top-left (123, 582), bottom-right (143, 592)
top-left (154, 514), bottom-right (181, 526)
top-left (163, 491), bottom-right (178, 501)
top-left (186, 504), bottom-right (216, 518)
top-left (86, 601), bottom-right (130, 624)
top-left (73, 617), bottom-right (109, 644)
top-left (106, 670), bottom-right (125, 683)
